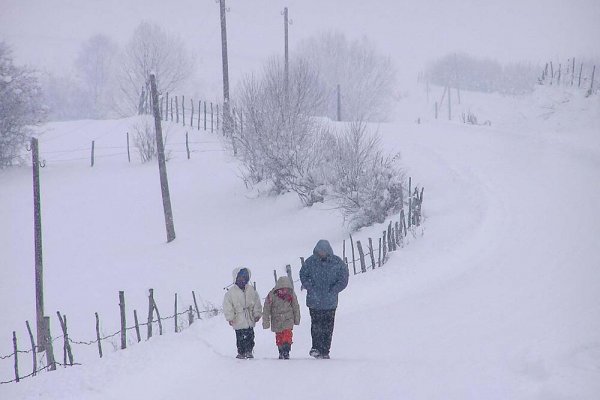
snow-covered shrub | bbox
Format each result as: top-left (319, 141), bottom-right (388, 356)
top-left (232, 57), bottom-right (329, 205)
top-left (232, 59), bottom-right (405, 228)
top-left (0, 42), bottom-right (45, 168)
top-left (330, 121), bottom-right (404, 229)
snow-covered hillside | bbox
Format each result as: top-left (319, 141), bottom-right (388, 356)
top-left (1, 86), bottom-right (599, 399)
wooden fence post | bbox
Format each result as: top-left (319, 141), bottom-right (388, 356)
top-left (147, 289), bottom-right (154, 339)
top-left (395, 222), bottom-right (401, 246)
top-left (217, 104), bottom-right (220, 131)
top-left (378, 237), bottom-right (382, 268)
top-left (174, 293), bottom-right (178, 333)
top-left (25, 321), bottom-right (36, 375)
top-left (152, 293), bottom-right (163, 336)
top-left (211, 102), bottom-right (214, 133)
top-left (356, 240), bottom-right (367, 273)
top-left (56, 311), bottom-right (73, 366)
top-left (186, 132), bottom-right (190, 159)
top-left (182, 95), bottom-right (185, 126)
top-left (387, 222), bottom-right (393, 252)
top-left (42, 316), bottom-right (56, 371)
top-left (126, 132), bottom-right (131, 163)
top-left (571, 57), bottom-right (575, 86)
top-left (91, 140), bottom-right (95, 167)
top-left (349, 234), bottom-right (357, 275)
top-left (382, 231), bottom-right (387, 263)
top-left (170, 98), bottom-right (174, 121)
top-left (133, 310), bottom-right (141, 343)
top-left (204, 102), bottom-right (207, 131)
top-left (119, 291), bottom-right (126, 349)
top-left (95, 312), bottom-right (102, 358)
top-left (286, 264), bottom-right (294, 290)
top-left (273, 269), bottom-right (278, 284)
top-left (368, 238), bottom-right (376, 270)
top-left (190, 98), bottom-right (194, 126)
top-left (578, 63), bottom-right (583, 87)
top-left (342, 239), bottom-right (346, 261)
top-left (400, 209), bottom-right (407, 237)
top-left (408, 177), bottom-right (412, 228)
top-left (589, 65), bottom-right (596, 95)
top-left (175, 96), bottom-right (179, 123)
top-left (198, 100), bottom-right (201, 130)
top-left (192, 291), bottom-right (201, 319)
top-left (188, 306), bottom-right (194, 326)
top-left (13, 331), bottom-right (19, 382)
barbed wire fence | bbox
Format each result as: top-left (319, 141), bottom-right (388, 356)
top-left (0, 288), bottom-right (220, 385)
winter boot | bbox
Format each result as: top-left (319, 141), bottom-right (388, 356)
top-left (309, 348), bottom-right (321, 358)
top-left (282, 343), bottom-right (291, 360)
top-left (236, 353), bottom-right (246, 359)
top-left (245, 351), bottom-right (254, 359)
top-left (278, 346), bottom-right (285, 360)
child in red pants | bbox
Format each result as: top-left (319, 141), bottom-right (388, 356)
top-left (262, 277), bottom-right (300, 359)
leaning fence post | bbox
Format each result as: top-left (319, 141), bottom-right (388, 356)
top-left (13, 331), bottom-right (19, 382)
top-left (119, 291), bottom-right (126, 349)
top-left (126, 132), bottom-right (131, 163)
top-left (152, 293), bottom-right (163, 336)
top-left (42, 316), bottom-right (56, 371)
top-left (147, 289), bottom-right (154, 339)
top-left (356, 240), bottom-right (367, 273)
top-left (368, 238), bottom-right (376, 270)
top-left (25, 321), bottom-right (37, 375)
top-left (349, 234), bottom-right (357, 275)
top-left (133, 310), bottom-right (141, 343)
top-left (192, 291), bottom-right (201, 319)
top-left (56, 311), bottom-right (73, 366)
top-left (95, 312), bottom-right (102, 358)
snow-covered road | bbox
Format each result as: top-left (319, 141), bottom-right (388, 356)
top-left (1, 100), bottom-right (599, 398)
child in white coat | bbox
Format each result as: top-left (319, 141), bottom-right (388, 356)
top-left (223, 267), bottom-right (262, 359)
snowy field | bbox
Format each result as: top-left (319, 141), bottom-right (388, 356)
top-left (1, 86), bottom-right (599, 399)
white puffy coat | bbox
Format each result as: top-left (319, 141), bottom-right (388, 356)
top-left (223, 268), bottom-right (262, 330)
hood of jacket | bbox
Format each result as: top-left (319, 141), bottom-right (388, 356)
top-left (231, 267), bottom-right (252, 283)
top-left (274, 276), bottom-right (293, 290)
top-left (313, 240), bottom-right (334, 258)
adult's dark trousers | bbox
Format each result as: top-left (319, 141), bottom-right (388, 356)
top-left (235, 328), bottom-right (255, 355)
top-left (309, 308), bottom-right (336, 355)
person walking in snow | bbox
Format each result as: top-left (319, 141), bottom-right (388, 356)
top-left (223, 267), bottom-right (262, 359)
top-left (262, 276), bottom-right (301, 359)
top-left (300, 239), bottom-right (349, 359)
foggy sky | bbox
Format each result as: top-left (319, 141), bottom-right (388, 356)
top-left (1, 0), bottom-right (598, 93)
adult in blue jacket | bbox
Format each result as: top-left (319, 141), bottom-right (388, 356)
top-left (300, 239), bottom-right (349, 359)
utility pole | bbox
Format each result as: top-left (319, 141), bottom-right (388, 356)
top-left (283, 7), bottom-right (289, 100)
top-left (30, 137), bottom-right (45, 350)
top-left (149, 74), bottom-right (176, 243)
top-left (218, 0), bottom-right (231, 136)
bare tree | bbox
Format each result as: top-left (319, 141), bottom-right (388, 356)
top-left (75, 34), bottom-right (119, 118)
top-left (118, 21), bottom-right (193, 115)
top-left (296, 32), bottom-right (397, 122)
top-left (0, 42), bottom-right (45, 168)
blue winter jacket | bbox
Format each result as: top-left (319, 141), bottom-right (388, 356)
top-left (300, 240), bottom-right (349, 310)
